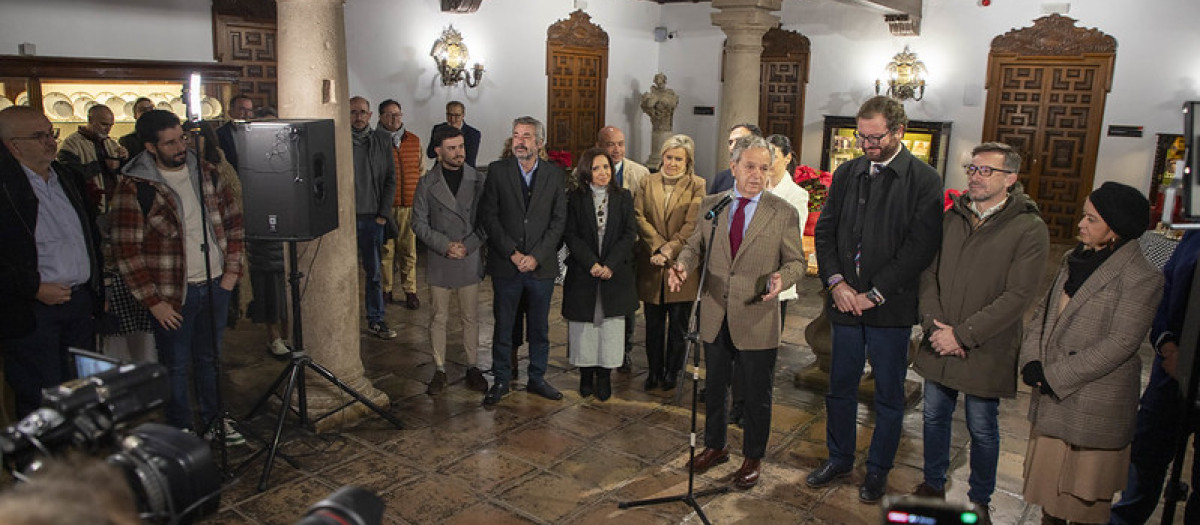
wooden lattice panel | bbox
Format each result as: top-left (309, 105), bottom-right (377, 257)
top-left (546, 10), bottom-right (608, 159)
top-left (983, 15), bottom-right (1115, 243)
top-left (757, 27), bottom-right (809, 155)
top-left (214, 14), bottom-right (277, 112)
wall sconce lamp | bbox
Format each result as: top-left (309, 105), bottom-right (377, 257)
top-left (875, 45), bottom-right (927, 101)
top-left (431, 26), bottom-right (484, 88)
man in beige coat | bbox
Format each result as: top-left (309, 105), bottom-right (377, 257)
top-left (668, 135), bottom-right (804, 489)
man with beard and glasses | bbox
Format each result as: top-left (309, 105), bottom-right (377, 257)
top-left (110, 110), bottom-right (245, 444)
top-left (377, 99), bottom-right (424, 310)
top-left (413, 125), bottom-right (489, 395)
top-left (350, 96), bottom-right (398, 340)
top-left (807, 96), bottom-right (943, 503)
top-left (479, 116), bottom-right (567, 405)
top-left (911, 142), bottom-right (1049, 524)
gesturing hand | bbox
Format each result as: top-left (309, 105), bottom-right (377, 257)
top-left (667, 263), bottom-right (687, 292)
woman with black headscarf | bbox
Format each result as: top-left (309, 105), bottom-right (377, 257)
top-left (1019, 182), bottom-right (1164, 524)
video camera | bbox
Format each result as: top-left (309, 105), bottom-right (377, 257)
top-left (882, 495), bottom-right (983, 524)
top-left (0, 362), bottom-right (222, 524)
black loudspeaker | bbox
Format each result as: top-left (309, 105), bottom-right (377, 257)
top-left (232, 119), bottom-right (338, 240)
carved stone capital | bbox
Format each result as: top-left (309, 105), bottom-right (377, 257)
top-left (991, 14), bottom-right (1117, 55)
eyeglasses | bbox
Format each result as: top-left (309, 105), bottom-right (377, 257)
top-left (854, 131), bottom-right (891, 144)
top-left (963, 164), bottom-right (1015, 178)
top-left (446, 112), bottom-right (464, 118)
top-left (10, 129), bottom-right (60, 142)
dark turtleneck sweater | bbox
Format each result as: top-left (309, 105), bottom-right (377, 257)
top-left (443, 165), bottom-right (464, 196)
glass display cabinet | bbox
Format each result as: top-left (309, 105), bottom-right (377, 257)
top-left (819, 115), bottom-right (952, 175)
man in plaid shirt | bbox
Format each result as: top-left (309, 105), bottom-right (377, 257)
top-left (111, 110), bottom-right (244, 442)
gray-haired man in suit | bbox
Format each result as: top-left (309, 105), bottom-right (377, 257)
top-left (412, 125), bottom-right (489, 396)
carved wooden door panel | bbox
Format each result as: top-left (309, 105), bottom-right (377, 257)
top-left (547, 10), bottom-right (608, 160)
top-left (983, 15), bottom-right (1115, 243)
top-left (214, 14), bottom-right (278, 113)
top-left (759, 27), bottom-right (810, 154)
top-left (547, 50), bottom-right (605, 157)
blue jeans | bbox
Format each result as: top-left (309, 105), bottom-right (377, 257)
top-left (826, 323), bottom-right (911, 474)
top-left (1109, 354), bottom-right (1200, 524)
top-left (491, 272), bottom-right (553, 385)
top-left (356, 216), bottom-right (385, 324)
top-left (153, 279), bottom-right (230, 431)
top-left (922, 379), bottom-right (1000, 504)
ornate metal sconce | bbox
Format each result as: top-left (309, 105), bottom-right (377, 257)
top-left (430, 26), bottom-right (484, 88)
top-left (875, 45), bottom-right (927, 101)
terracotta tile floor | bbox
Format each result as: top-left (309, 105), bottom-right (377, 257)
top-left (204, 249), bottom-right (1176, 524)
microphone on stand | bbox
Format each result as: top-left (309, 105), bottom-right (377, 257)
top-left (704, 193), bottom-right (734, 220)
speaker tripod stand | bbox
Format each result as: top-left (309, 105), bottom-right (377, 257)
top-left (239, 239), bottom-right (404, 491)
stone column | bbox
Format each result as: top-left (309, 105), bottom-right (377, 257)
top-left (276, 0), bottom-right (389, 429)
top-left (711, 0), bottom-right (780, 170)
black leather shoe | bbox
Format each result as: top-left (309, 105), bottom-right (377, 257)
top-left (595, 369), bottom-right (612, 401)
top-left (483, 382), bottom-right (510, 406)
top-left (579, 368), bottom-right (595, 398)
top-left (859, 471), bottom-right (887, 503)
top-left (661, 371), bottom-right (678, 391)
top-left (527, 380), bottom-right (563, 401)
top-left (644, 372), bottom-right (661, 391)
top-left (805, 460), bottom-right (852, 488)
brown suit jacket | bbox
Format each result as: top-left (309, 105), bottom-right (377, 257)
top-left (634, 172), bottom-right (705, 304)
top-left (1019, 241), bottom-right (1163, 449)
top-left (676, 191), bottom-right (805, 350)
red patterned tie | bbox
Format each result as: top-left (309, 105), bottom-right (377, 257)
top-left (729, 197), bottom-right (751, 258)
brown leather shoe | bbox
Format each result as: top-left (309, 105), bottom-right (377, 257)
top-left (912, 482), bottom-right (945, 499)
top-left (688, 447), bottom-right (729, 472)
top-left (404, 292), bottom-right (420, 310)
top-left (732, 458), bottom-right (761, 489)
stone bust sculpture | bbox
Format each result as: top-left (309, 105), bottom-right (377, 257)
top-left (640, 73), bottom-right (678, 132)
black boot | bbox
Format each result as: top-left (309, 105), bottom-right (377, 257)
top-left (644, 370), bottom-right (661, 391)
top-left (579, 367), bottom-right (595, 398)
top-left (596, 368), bottom-right (613, 401)
top-left (661, 369), bottom-right (678, 390)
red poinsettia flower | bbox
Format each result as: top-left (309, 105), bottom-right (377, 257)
top-left (944, 189), bottom-right (962, 211)
top-left (546, 150), bottom-right (572, 170)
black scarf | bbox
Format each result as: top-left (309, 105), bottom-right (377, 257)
top-left (1064, 241), bottom-right (1122, 297)
top-left (351, 126), bottom-right (372, 146)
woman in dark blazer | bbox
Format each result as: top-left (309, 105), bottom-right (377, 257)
top-left (562, 147), bottom-right (638, 401)
top-left (1019, 182), bottom-right (1163, 524)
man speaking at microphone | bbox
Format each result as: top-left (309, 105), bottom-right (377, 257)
top-left (667, 135), bottom-right (804, 489)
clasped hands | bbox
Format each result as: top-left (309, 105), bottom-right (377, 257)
top-left (830, 282), bottom-right (877, 316)
top-left (446, 241), bottom-right (467, 260)
top-left (510, 250), bottom-right (538, 273)
top-left (927, 319), bottom-right (965, 358)
top-left (589, 263), bottom-right (613, 280)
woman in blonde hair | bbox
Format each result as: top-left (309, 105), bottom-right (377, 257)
top-left (633, 134), bottom-right (705, 390)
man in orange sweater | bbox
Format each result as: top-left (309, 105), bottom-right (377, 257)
top-left (377, 99), bottom-right (424, 310)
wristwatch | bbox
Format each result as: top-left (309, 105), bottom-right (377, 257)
top-left (865, 288), bottom-right (885, 306)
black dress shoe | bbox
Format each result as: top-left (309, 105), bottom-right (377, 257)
top-left (483, 382), bottom-right (510, 405)
top-left (643, 372), bottom-right (661, 391)
top-left (661, 371), bottom-right (678, 391)
top-left (527, 380), bottom-right (563, 401)
top-left (805, 460), bottom-right (852, 488)
top-left (859, 471), bottom-right (887, 503)
top-left (579, 368), bottom-right (595, 398)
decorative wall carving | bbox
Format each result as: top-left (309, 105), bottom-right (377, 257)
top-left (547, 10), bottom-right (610, 49)
top-left (759, 27), bottom-right (810, 156)
top-left (991, 14), bottom-right (1117, 55)
top-left (441, 0), bottom-right (483, 13)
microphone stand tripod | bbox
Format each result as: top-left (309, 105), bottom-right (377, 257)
top-left (618, 199), bottom-right (730, 524)
top-left (237, 239), bottom-right (404, 492)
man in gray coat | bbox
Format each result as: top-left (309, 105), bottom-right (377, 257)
top-left (412, 126), bottom-right (488, 395)
top-left (350, 96), bottom-right (397, 340)
top-left (912, 143), bottom-right (1049, 524)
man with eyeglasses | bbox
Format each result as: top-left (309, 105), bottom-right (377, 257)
top-left (378, 99), bottom-right (424, 310)
top-left (910, 142), bottom-right (1049, 524)
top-left (708, 123), bottom-right (761, 195)
top-left (426, 101), bottom-right (481, 168)
top-left (808, 96), bottom-right (943, 504)
top-left (0, 106), bottom-right (103, 417)
top-left (350, 96), bottom-right (398, 340)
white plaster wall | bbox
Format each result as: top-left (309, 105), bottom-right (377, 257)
top-left (344, 0), bottom-right (662, 168)
top-left (660, 0), bottom-right (1200, 193)
top-left (0, 0), bottom-right (213, 62)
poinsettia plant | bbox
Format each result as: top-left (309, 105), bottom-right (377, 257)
top-left (546, 150), bottom-right (573, 171)
top-left (793, 165), bottom-right (832, 212)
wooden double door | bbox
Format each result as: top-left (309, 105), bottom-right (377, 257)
top-left (982, 15), bottom-right (1117, 243)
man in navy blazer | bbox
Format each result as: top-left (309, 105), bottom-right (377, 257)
top-left (479, 116), bottom-right (567, 405)
top-left (426, 101), bottom-right (482, 168)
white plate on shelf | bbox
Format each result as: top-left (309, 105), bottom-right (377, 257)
top-left (0, 96), bottom-right (11, 111)
top-left (119, 92), bottom-right (139, 102)
top-left (104, 95), bottom-right (127, 120)
top-left (168, 97), bottom-right (187, 119)
top-left (43, 92), bottom-right (74, 120)
top-left (69, 91), bottom-right (91, 102)
top-left (15, 92), bottom-right (28, 106)
top-left (148, 92), bottom-right (172, 105)
top-left (73, 97), bottom-right (97, 120)
top-left (201, 97), bottom-right (222, 119)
